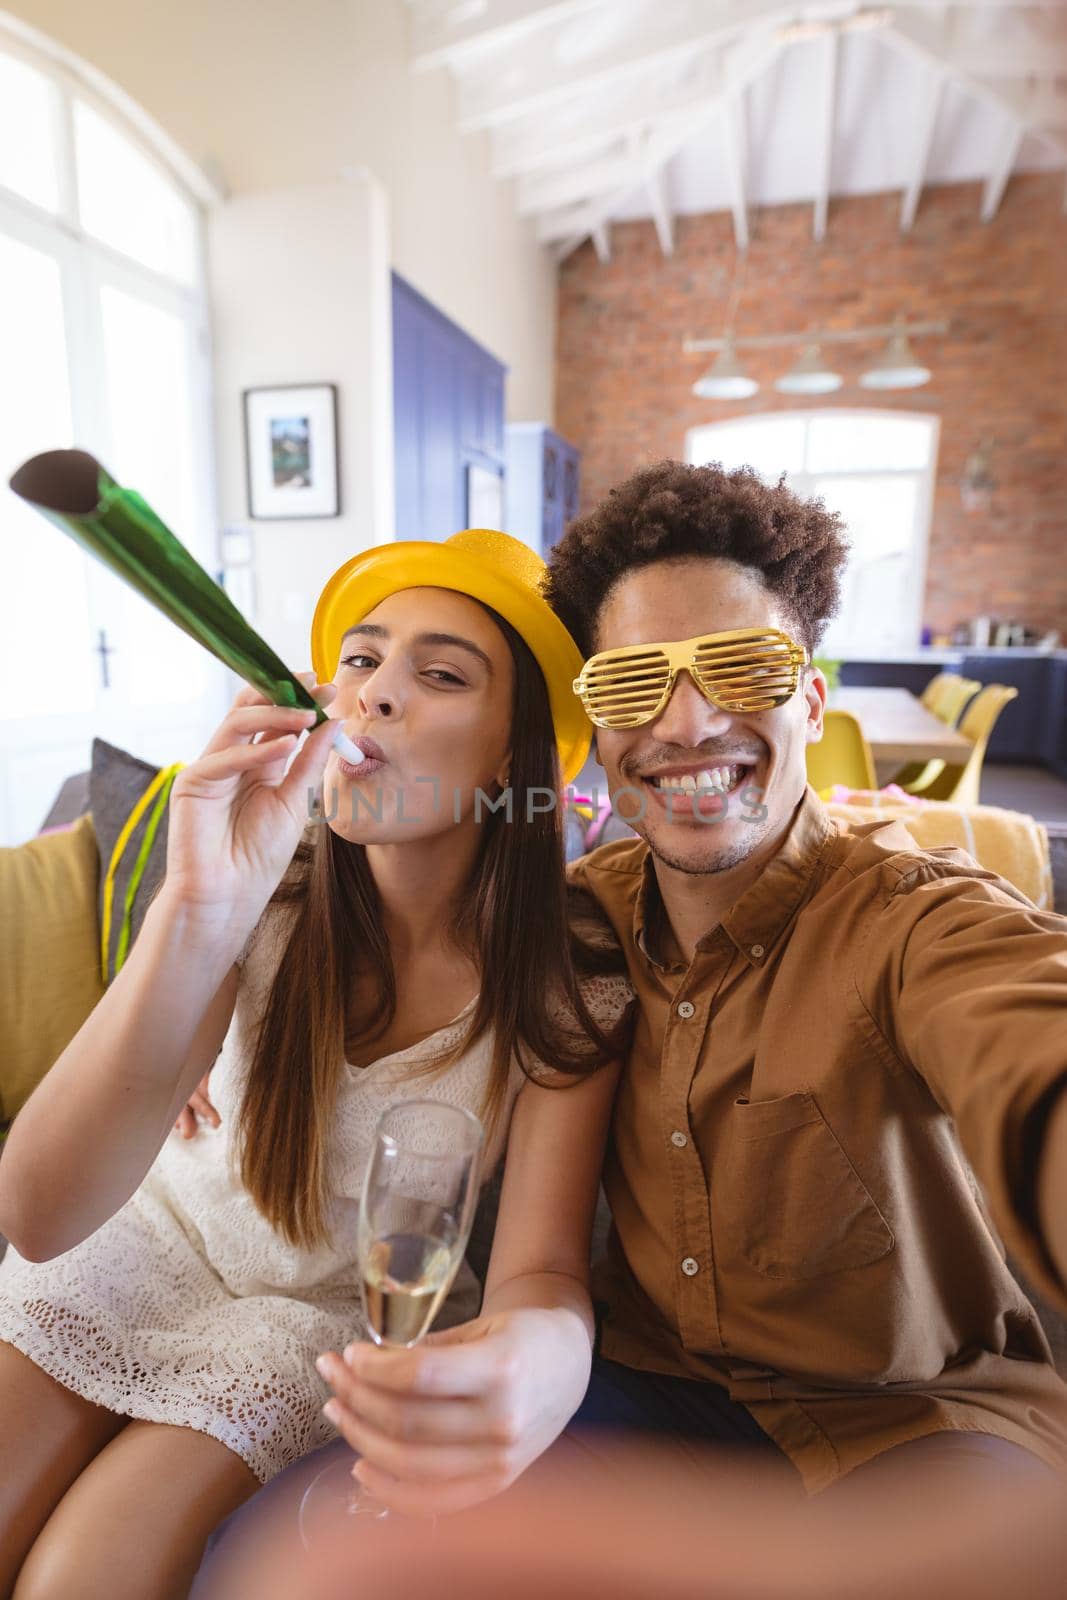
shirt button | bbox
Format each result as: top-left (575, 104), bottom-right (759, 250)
top-left (676, 1000), bottom-right (695, 1019)
top-left (750, 944), bottom-right (765, 959)
top-left (670, 1130), bottom-right (688, 1148)
top-left (681, 1257), bottom-right (700, 1277)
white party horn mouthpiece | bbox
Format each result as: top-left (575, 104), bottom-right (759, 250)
top-left (331, 727), bottom-right (365, 764)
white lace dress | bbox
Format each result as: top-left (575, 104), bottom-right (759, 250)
top-left (0, 908), bottom-right (632, 1483)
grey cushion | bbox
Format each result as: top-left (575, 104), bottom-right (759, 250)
top-left (39, 771), bottom-right (90, 833)
top-left (90, 738), bottom-right (173, 983)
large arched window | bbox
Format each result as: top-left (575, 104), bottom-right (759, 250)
top-left (0, 18), bottom-right (225, 843)
top-left (686, 411), bottom-right (940, 660)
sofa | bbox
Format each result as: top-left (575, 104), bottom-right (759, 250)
top-left (3, 742), bottom-right (1067, 1371)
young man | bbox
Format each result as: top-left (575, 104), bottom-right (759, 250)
top-left (540, 458), bottom-right (1067, 1491)
top-left (199, 463), bottom-right (1067, 1577)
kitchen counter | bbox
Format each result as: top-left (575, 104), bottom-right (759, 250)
top-left (840, 647), bottom-right (1067, 663)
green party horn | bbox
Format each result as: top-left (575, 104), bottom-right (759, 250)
top-left (8, 448), bottom-right (363, 765)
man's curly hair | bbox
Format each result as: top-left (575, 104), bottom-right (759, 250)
top-left (544, 459), bottom-right (849, 659)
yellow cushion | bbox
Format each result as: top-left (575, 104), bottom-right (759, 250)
top-left (0, 813), bottom-right (104, 1120)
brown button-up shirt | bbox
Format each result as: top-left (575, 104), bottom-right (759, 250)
top-left (569, 787), bottom-right (1067, 1491)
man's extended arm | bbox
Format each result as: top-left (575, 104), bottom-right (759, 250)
top-left (871, 864), bottom-right (1067, 1309)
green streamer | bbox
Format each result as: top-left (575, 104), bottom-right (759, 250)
top-left (8, 449), bottom-right (329, 726)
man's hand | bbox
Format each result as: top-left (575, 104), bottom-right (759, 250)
top-left (173, 1071), bottom-right (220, 1140)
top-left (316, 1304), bottom-right (593, 1515)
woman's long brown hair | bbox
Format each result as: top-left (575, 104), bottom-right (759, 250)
top-left (237, 606), bottom-right (630, 1248)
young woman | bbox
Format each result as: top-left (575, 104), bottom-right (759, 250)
top-left (0, 530), bottom-right (632, 1600)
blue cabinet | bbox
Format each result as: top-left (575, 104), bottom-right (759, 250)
top-left (1044, 659), bottom-right (1067, 779)
top-left (960, 655), bottom-right (1056, 762)
top-left (838, 661), bottom-right (941, 696)
top-left (392, 274), bottom-right (506, 542)
top-left (505, 424), bottom-right (580, 557)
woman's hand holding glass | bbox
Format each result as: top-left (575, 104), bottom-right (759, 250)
top-left (316, 1302), bottom-right (593, 1518)
top-left (299, 1101), bottom-right (484, 1542)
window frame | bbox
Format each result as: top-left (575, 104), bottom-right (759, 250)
top-left (685, 408), bottom-right (941, 657)
top-left (0, 18), bottom-right (218, 559)
top-left (0, 20), bottom-right (227, 843)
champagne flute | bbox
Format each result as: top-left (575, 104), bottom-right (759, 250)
top-left (298, 1099), bottom-right (484, 1546)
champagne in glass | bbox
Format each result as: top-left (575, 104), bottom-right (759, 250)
top-left (299, 1099), bottom-right (484, 1546)
top-left (361, 1231), bottom-right (457, 1347)
top-left (357, 1100), bottom-right (482, 1348)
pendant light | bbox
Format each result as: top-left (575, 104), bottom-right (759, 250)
top-left (774, 344), bottom-right (842, 395)
top-left (859, 329), bottom-right (931, 389)
top-left (692, 341), bottom-right (759, 400)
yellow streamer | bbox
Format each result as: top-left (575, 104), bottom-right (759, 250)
top-left (100, 763), bottom-right (181, 982)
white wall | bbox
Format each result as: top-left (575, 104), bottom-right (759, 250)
top-left (1, 0), bottom-right (557, 421)
top-left (209, 173), bottom-right (393, 667)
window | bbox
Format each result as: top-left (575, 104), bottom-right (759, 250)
top-left (0, 49), bottom-right (61, 212)
top-left (0, 22), bottom-right (222, 844)
top-left (0, 231), bottom-right (92, 719)
top-left (686, 411), bottom-right (940, 658)
top-left (74, 100), bottom-right (200, 285)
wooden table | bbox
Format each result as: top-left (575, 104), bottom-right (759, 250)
top-left (828, 687), bottom-right (972, 786)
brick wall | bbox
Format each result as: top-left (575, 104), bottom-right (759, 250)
top-left (555, 174), bottom-right (1067, 642)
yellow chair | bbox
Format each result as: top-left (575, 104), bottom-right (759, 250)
top-left (903, 684), bottom-right (1019, 807)
top-left (920, 671), bottom-right (958, 711)
top-left (807, 710), bottom-right (877, 795)
top-left (930, 676), bottom-right (981, 724)
top-left (892, 676), bottom-right (982, 789)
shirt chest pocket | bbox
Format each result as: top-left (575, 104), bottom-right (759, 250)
top-left (722, 1092), bottom-right (895, 1278)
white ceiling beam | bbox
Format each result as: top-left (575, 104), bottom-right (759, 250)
top-left (487, 18), bottom-right (1064, 184)
top-left (517, 145), bottom-right (648, 216)
top-left (532, 41), bottom-right (773, 237)
top-left (980, 118), bottom-right (1025, 221)
top-left (720, 93), bottom-right (749, 251)
top-left (456, 1), bottom-right (1060, 135)
top-left (417, 0), bottom-right (1067, 91)
top-left (647, 168), bottom-right (674, 255)
top-left (591, 223), bottom-right (611, 263)
top-left (813, 29), bottom-right (838, 242)
top-left (535, 117), bottom-right (696, 245)
top-left (882, 12), bottom-right (1067, 167)
top-left (546, 33), bottom-right (783, 259)
top-left (457, 0), bottom-right (820, 132)
top-left (409, 0), bottom-right (605, 73)
top-left (900, 62), bottom-right (946, 231)
top-left (491, 60), bottom-right (723, 180)
top-left (543, 201), bottom-right (597, 249)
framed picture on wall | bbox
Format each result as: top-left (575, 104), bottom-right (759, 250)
top-left (243, 383), bottom-right (340, 519)
top-left (466, 462), bottom-right (504, 529)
